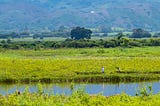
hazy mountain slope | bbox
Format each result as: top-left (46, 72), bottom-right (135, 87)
top-left (0, 0), bottom-right (160, 31)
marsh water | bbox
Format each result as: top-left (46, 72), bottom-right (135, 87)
top-left (0, 81), bottom-right (160, 96)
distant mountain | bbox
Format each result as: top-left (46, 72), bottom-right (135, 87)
top-left (0, 0), bottom-right (160, 31)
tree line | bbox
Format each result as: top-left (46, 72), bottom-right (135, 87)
top-left (0, 27), bottom-right (160, 39)
top-left (0, 37), bottom-right (160, 50)
top-left (0, 27), bottom-right (160, 50)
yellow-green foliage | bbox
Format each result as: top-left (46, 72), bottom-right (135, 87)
top-left (0, 90), bottom-right (160, 106)
top-left (0, 47), bottom-right (160, 81)
top-left (0, 57), bottom-right (160, 80)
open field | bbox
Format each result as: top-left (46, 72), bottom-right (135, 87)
top-left (0, 37), bottom-right (66, 42)
top-left (1, 46), bottom-right (160, 58)
top-left (0, 47), bottom-right (160, 83)
top-left (0, 37), bottom-right (111, 42)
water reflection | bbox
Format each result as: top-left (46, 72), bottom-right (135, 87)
top-left (0, 81), bottom-right (159, 96)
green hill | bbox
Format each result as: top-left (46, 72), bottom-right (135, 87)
top-left (0, 0), bottom-right (160, 31)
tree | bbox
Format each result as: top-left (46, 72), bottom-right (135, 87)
top-left (99, 26), bottom-right (112, 33)
top-left (40, 36), bottom-right (44, 40)
top-left (114, 33), bottom-right (125, 46)
top-left (33, 34), bottom-right (39, 39)
top-left (130, 28), bottom-right (151, 38)
top-left (11, 32), bottom-right (20, 38)
top-left (71, 27), bottom-right (92, 40)
top-left (116, 33), bottom-right (124, 40)
top-left (153, 32), bottom-right (160, 38)
top-left (7, 38), bottom-right (11, 44)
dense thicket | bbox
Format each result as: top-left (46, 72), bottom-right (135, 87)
top-left (0, 38), bottom-right (160, 50)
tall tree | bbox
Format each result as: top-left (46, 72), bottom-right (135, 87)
top-left (71, 27), bottom-right (92, 40)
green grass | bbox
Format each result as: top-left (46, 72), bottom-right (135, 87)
top-left (1, 46), bottom-right (160, 58)
top-left (0, 47), bottom-right (160, 83)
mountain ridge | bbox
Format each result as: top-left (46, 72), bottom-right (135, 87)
top-left (0, 0), bottom-right (160, 31)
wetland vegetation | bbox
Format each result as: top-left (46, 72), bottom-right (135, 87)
top-left (0, 47), bottom-right (160, 83)
top-left (0, 83), bottom-right (160, 106)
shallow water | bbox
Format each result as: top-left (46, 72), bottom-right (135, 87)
top-left (0, 81), bottom-right (160, 96)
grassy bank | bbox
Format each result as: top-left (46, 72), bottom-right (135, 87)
top-left (0, 47), bottom-right (160, 83)
top-left (1, 46), bottom-right (160, 58)
top-left (0, 87), bottom-right (160, 106)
